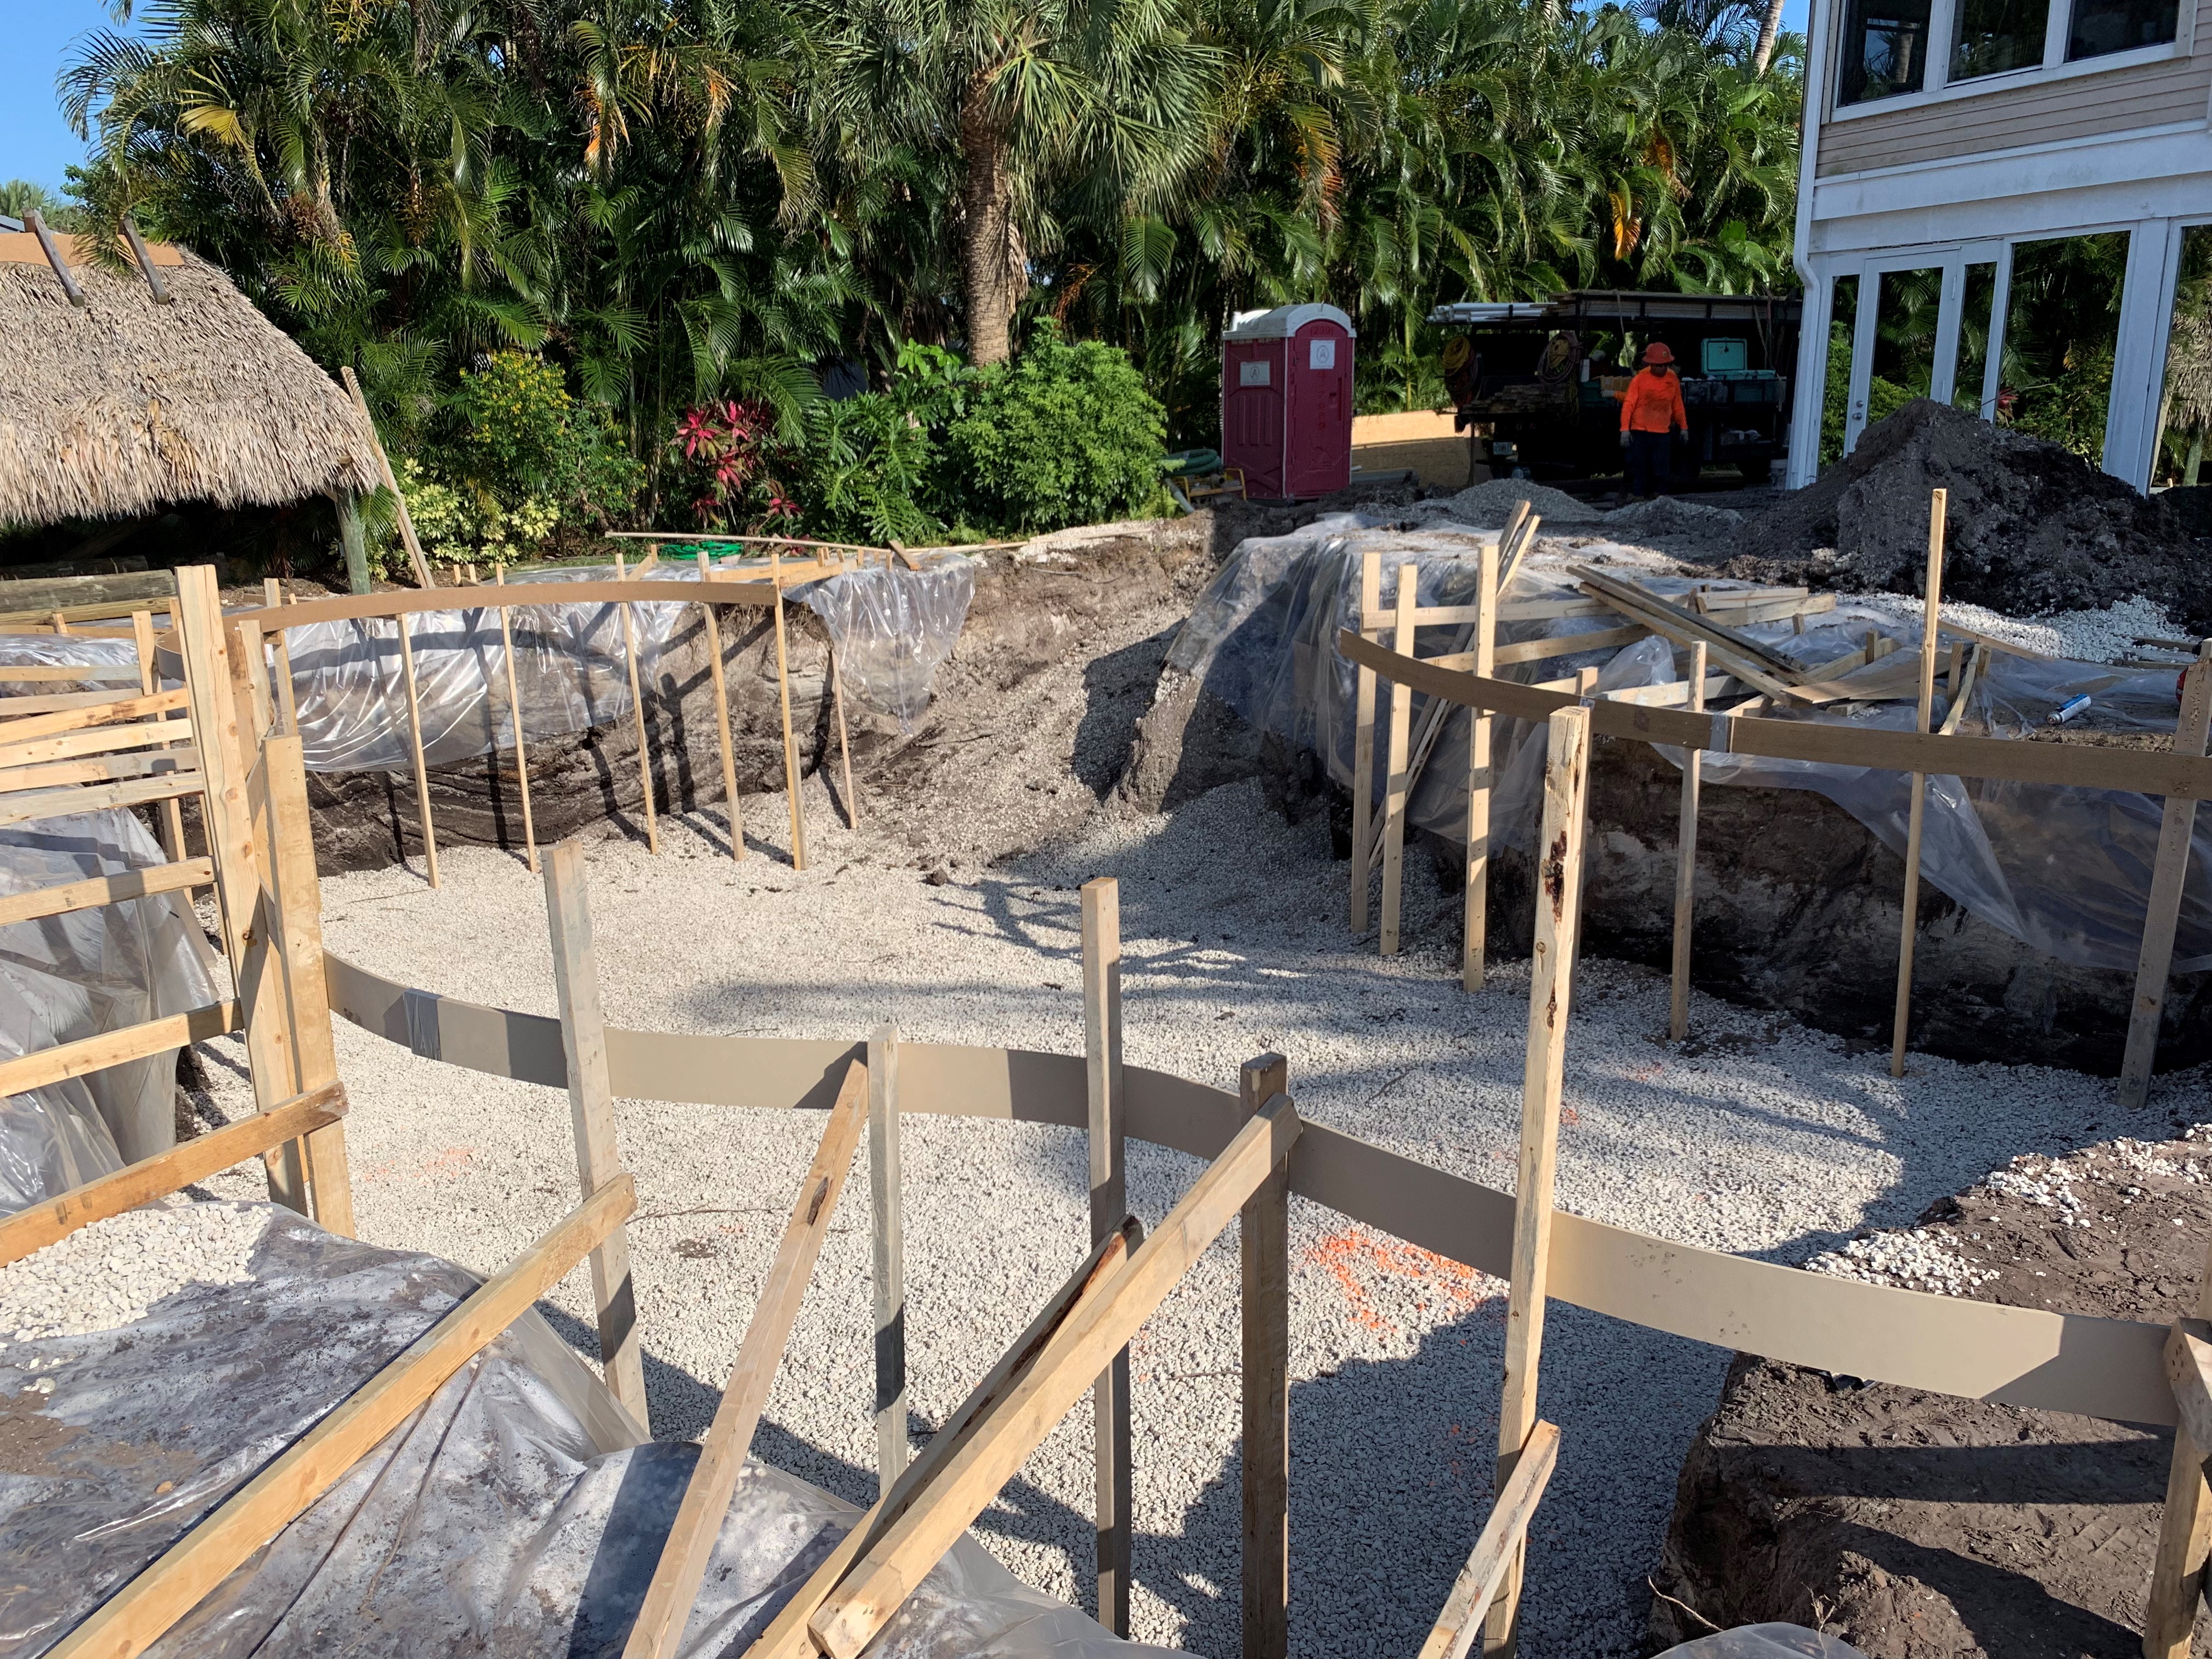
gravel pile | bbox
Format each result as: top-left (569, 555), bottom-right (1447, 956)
top-left (177, 765), bottom-right (2161, 1659)
top-left (1425, 479), bottom-right (1605, 528)
top-left (1803, 1228), bottom-right (1999, 1295)
top-left (1599, 496), bottom-right (1743, 540)
top-left (0, 1202), bottom-right (268, 1340)
top-left (1858, 591), bottom-right (2182, 664)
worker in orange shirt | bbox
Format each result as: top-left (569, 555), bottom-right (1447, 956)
top-left (1619, 342), bottom-right (1688, 500)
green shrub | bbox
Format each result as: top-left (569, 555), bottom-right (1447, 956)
top-left (938, 325), bottom-right (1167, 533)
top-left (398, 352), bottom-right (644, 569)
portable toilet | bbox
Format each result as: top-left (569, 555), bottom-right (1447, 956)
top-left (1221, 303), bottom-right (1356, 499)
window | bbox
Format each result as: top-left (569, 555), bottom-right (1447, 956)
top-left (1999, 232), bottom-right (2129, 466)
top-left (1950, 263), bottom-right (1999, 415)
top-left (1837, 0), bottom-right (1933, 102)
top-left (2154, 227), bottom-right (2212, 489)
top-left (1949, 0), bottom-right (2051, 77)
top-left (2067, 0), bottom-right (2179, 58)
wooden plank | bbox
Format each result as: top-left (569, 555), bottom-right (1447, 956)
top-left (173, 569), bottom-right (256, 981)
top-left (1705, 592), bottom-right (1838, 626)
top-left (238, 741), bottom-right (308, 1214)
top-left (1669, 642), bottom-right (1707, 1043)
top-left (1573, 578), bottom-right (1807, 706)
top-left (2120, 642), bottom-right (2212, 1110)
top-left (493, 566), bottom-right (539, 873)
top-left (1380, 567), bottom-right (1418, 956)
top-left (236, 618), bottom-right (275, 739)
top-left (130, 609), bottom-right (188, 861)
top-left (870, 1024), bottom-right (906, 1489)
top-left (544, 839), bottom-right (651, 1425)
top-left (342, 364), bottom-right (436, 590)
top-left (0, 687), bottom-right (176, 718)
top-left (0, 1081), bottom-right (346, 1269)
top-left (2165, 1319), bottom-right (2212, 1455)
top-left (257, 733), bottom-right (354, 1237)
top-left (1938, 645), bottom-right (1983, 739)
top-left (612, 550), bottom-right (660, 855)
top-left (264, 579), bottom-right (300, 737)
top-left (0, 718), bottom-right (198, 774)
top-left (695, 551), bottom-right (744, 862)
top-left (1464, 542), bottom-right (1500, 993)
top-left (0, 664), bottom-right (140, 683)
top-left (1488, 624), bottom-right (1648, 668)
top-left (231, 575), bottom-right (777, 633)
top-left (392, 613), bottom-right (440, 888)
top-left (0, 857), bottom-right (214, 929)
top-left (1083, 877), bottom-right (1132, 1634)
top-left (2145, 1248), bottom-right (2212, 1658)
top-left (1331, 631), bottom-right (2212, 800)
top-left (622, 1063), bottom-right (868, 1659)
top-left (743, 1219), bottom-right (1142, 1659)
top-left (49, 1176), bottom-right (635, 1659)
top-left (1349, 549), bottom-right (1383, 932)
top-left (0, 748), bottom-right (199, 795)
top-left (0, 1000), bottom-right (239, 1111)
top-left (0, 772), bottom-right (207, 831)
top-left (770, 548), bottom-right (806, 871)
top-left (1483, 703), bottom-right (1589, 1658)
top-left (0, 680), bottom-right (187, 741)
top-left (1240, 1052), bottom-right (1291, 1659)
top-left (1417, 1420), bottom-right (1561, 1659)
top-left (809, 1097), bottom-right (1304, 1659)
top-left (1891, 490), bottom-right (1946, 1080)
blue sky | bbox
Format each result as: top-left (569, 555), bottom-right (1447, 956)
top-left (1, 0), bottom-right (1813, 196)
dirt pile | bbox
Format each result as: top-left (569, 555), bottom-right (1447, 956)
top-left (1649, 1126), bottom-right (2212, 1657)
top-left (1728, 400), bottom-right (2211, 629)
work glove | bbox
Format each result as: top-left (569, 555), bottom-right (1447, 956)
top-left (1619, 430), bottom-right (1631, 449)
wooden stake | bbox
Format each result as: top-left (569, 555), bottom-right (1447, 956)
top-left (1418, 1420), bottom-right (1561, 1659)
top-left (493, 565), bottom-right (538, 873)
top-left (544, 838), bottom-right (651, 1427)
top-left (622, 1062), bottom-right (868, 1659)
top-left (1083, 876), bottom-right (1133, 1635)
top-left (1890, 490), bottom-right (1945, 1078)
top-left (1380, 566), bottom-right (1418, 956)
top-left (1483, 702), bottom-right (1589, 1658)
top-left (341, 364), bottom-right (436, 590)
top-left (696, 552), bottom-right (744, 861)
top-left (2121, 641), bottom-right (2212, 1109)
top-left (262, 578), bottom-right (299, 737)
top-left (393, 612), bottom-right (439, 888)
top-left (1463, 538), bottom-right (1500, 992)
top-left (130, 608), bottom-right (187, 861)
top-left (870, 1022), bottom-right (907, 1491)
top-left (2143, 1240), bottom-right (2212, 1657)
top-left (236, 618), bottom-right (274, 740)
top-left (809, 1098), bottom-right (1303, 1659)
top-left (1350, 549), bottom-right (1383, 932)
top-left (1240, 1051), bottom-right (1291, 1659)
top-left (612, 549), bottom-right (659, 855)
top-left (771, 545), bottom-right (807, 870)
top-left (1669, 641), bottom-right (1707, 1042)
top-left (744, 1220), bottom-right (1141, 1659)
top-left (831, 643), bottom-right (860, 829)
top-left (47, 1178), bottom-right (635, 1659)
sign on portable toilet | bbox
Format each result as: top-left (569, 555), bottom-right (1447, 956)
top-left (1220, 303), bottom-right (1356, 499)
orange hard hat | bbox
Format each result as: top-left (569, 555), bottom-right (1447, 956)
top-left (1642, 342), bottom-right (1675, 365)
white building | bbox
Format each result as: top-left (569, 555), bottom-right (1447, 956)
top-left (1786, 0), bottom-right (2212, 489)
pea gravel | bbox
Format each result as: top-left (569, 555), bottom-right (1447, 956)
top-left (176, 777), bottom-right (2171, 1658)
top-left (1, 1201), bottom-right (268, 1341)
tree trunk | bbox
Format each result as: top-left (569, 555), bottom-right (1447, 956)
top-left (959, 72), bottom-right (1019, 366)
top-left (1751, 0), bottom-right (1787, 71)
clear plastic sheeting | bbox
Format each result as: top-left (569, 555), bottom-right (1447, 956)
top-left (798, 559), bottom-right (978, 732)
top-left (1170, 515), bottom-right (2212, 974)
top-left (278, 564), bottom-right (710, 774)
top-left (1, 1203), bottom-right (1188, 1659)
top-left (0, 809), bottom-right (217, 1204)
top-left (1655, 1627), bottom-right (1868, 1659)
top-left (0, 635), bottom-right (142, 686)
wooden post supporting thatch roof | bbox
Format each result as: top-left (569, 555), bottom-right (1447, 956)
top-left (0, 232), bottom-right (381, 528)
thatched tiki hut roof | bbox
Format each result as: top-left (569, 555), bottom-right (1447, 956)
top-left (0, 228), bottom-right (381, 528)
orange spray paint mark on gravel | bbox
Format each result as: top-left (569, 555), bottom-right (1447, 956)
top-left (1305, 1228), bottom-right (1496, 1337)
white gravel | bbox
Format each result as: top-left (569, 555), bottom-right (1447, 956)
top-left (1817, 592), bottom-right (2181, 665)
top-left (167, 771), bottom-right (2163, 1659)
top-left (0, 1201), bottom-right (268, 1340)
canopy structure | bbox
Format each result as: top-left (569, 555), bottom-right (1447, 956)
top-left (0, 224), bottom-right (379, 528)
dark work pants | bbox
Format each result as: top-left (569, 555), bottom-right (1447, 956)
top-left (1626, 430), bottom-right (1672, 497)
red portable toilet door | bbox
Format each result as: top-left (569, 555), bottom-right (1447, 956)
top-left (1222, 340), bottom-right (1287, 496)
top-left (1286, 321), bottom-right (1352, 496)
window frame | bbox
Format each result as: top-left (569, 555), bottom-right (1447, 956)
top-left (1825, 0), bottom-right (2192, 122)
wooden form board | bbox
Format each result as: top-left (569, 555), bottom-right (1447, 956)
top-left (320, 950), bottom-right (2185, 1427)
top-left (234, 575), bottom-right (778, 631)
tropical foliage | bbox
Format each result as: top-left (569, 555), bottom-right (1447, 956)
top-left (56, 0), bottom-right (1804, 558)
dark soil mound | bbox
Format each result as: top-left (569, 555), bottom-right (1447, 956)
top-left (1649, 1128), bottom-right (2212, 1657)
top-left (1726, 400), bottom-right (2211, 629)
